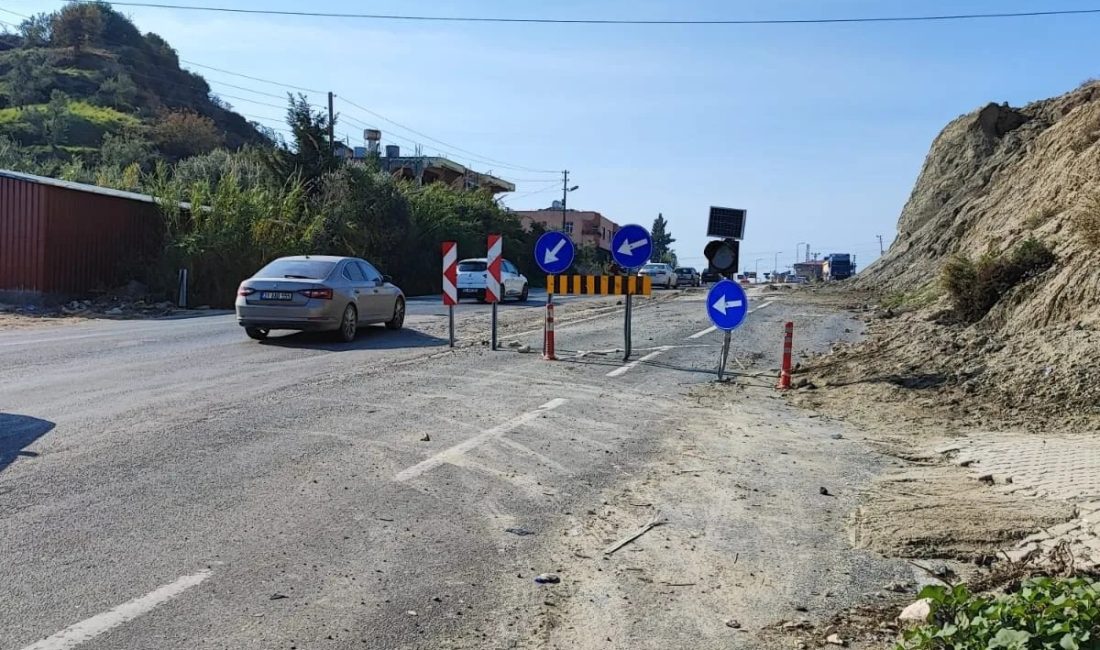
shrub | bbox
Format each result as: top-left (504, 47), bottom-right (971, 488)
top-left (1074, 190), bottom-right (1100, 248)
top-left (897, 578), bottom-right (1100, 650)
top-left (942, 238), bottom-right (1055, 322)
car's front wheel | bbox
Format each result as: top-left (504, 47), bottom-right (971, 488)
top-left (245, 327), bottom-right (269, 341)
top-left (520, 283), bottom-right (529, 301)
top-left (337, 304), bottom-right (358, 342)
top-left (385, 298), bottom-right (405, 330)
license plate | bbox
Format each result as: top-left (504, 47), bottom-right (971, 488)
top-left (260, 291), bottom-right (294, 301)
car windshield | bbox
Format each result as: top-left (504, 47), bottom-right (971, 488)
top-left (458, 261), bottom-right (487, 272)
top-left (676, 268), bottom-right (691, 273)
top-left (642, 264), bottom-right (663, 271)
top-left (254, 259), bottom-right (335, 279)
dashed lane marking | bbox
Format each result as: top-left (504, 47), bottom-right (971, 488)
top-left (394, 398), bottom-right (567, 482)
top-left (19, 570), bottom-right (213, 650)
top-left (606, 346), bottom-right (673, 378)
top-left (685, 300), bottom-right (774, 340)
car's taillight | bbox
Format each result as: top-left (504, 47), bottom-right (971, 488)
top-left (238, 286), bottom-right (255, 296)
top-left (299, 288), bottom-right (333, 300)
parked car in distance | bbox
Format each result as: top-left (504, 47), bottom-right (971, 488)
top-left (456, 258), bottom-right (529, 302)
top-left (701, 267), bottom-right (721, 284)
top-left (675, 267), bottom-right (701, 287)
top-left (639, 263), bottom-right (676, 289)
top-left (235, 255), bottom-right (405, 342)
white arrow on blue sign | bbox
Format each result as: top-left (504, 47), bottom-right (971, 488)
top-left (611, 224), bottom-right (653, 269)
top-left (706, 279), bottom-right (750, 331)
top-left (534, 231), bottom-right (576, 275)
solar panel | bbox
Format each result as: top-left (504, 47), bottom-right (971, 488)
top-left (707, 207), bottom-right (746, 240)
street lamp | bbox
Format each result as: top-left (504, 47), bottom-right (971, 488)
top-left (796, 242), bottom-right (808, 264)
top-left (754, 258), bottom-right (765, 281)
top-left (773, 251), bottom-right (782, 277)
top-left (561, 184), bottom-right (580, 232)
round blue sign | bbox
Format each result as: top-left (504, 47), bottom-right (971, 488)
top-left (610, 224), bottom-right (653, 269)
top-left (534, 231), bottom-right (575, 275)
top-left (706, 279), bottom-right (750, 331)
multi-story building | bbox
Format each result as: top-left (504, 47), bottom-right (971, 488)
top-left (338, 142), bottom-right (515, 195)
top-left (514, 205), bottom-right (620, 257)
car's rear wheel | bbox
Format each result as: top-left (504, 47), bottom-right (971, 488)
top-left (245, 327), bottom-right (269, 341)
top-left (337, 304), bottom-right (357, 342)
top-left (385, 297), bottom-right (405, 330)
top-left (520, 283), bottom-right (529, 301)
top-left (667, 278), bottom-right (673, 289)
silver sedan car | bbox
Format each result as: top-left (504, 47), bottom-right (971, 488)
top-left (235, 255), bottom-right (405, 342)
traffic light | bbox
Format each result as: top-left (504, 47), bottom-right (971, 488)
top-left (704, 239), bottom-right (739, 274)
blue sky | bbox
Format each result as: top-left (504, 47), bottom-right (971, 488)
top-left (9, 0), bottom-right (1100, 272)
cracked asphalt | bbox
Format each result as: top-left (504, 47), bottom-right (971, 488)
top-left (1, 288), bottom-right (910, 649)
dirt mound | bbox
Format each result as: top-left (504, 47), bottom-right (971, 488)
top-left (799, 82), bottom-right (1100, 429)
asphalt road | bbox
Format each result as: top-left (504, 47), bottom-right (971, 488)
top-left (1, 288), bottom-right (906, 649)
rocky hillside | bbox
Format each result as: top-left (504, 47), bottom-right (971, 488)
top-left (799, 82), bottom-right (1100, 430)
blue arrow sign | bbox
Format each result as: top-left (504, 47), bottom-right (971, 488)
top-left (611, 224), bottom-right (653, 269)
top-left (706, 279), bottom-right (750, 331)
top-left (534, 231), bottom-right (575, 275)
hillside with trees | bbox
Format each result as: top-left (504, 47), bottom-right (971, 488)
top-left (0, 4), bottom-right (545, 307)
top-left (0, 2), bottom-right (269, 172)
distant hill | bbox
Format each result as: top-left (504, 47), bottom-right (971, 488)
top-left (0, 2), bottom-right (270, 166)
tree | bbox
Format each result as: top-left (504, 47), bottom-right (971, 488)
top-left (264, 94), bottom-right (338, 191)
top-left (50, 2), bottom-right (105, 51)
top-left (152, 110), bottom-right (223, 161)
top-left (97, 74), bottom-right (139, 110)
top-left (99, 131), bottom-right (154, 170)
top-left (19, 13), bottom-right (52, 47)
top-left (38, 90), bottom-right (73, 148)
top-left (5, 50), bottom-right (53, 105)
top-left (651, 213), bottom-right (677, 266)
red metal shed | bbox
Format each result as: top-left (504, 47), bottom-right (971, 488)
top-left (0, 170), bottom-right (162, 298)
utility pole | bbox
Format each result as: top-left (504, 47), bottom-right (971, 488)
top-left (877, 234), bottom-right (885, 255)
top-left (327, 91), bottom-right (335, 156)
top-left (560, 170), bottom-right (569, 231)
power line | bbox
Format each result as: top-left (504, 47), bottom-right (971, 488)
top-left (179, 59), bottom-right (325, 94)
top-left (2, 4), bottom-right (560, 179)
top-left (336, 96), bottom-right (558, 174)
top-left (83, 2), bottom-right (1100, 25)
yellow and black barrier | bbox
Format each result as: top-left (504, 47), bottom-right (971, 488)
top-left (546, 275), bottom-right (652, 296)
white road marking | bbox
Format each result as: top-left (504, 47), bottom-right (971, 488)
top-left (685, 300), bottom-right (775, 340)
top-left (394, 398), bottom-right (567, 482)
top-left (606, 346), bottom-right (672, 378)
top-left (19, 570), bottom-right (212, 650)
top-left (687, 326), bottom-right (717, 340)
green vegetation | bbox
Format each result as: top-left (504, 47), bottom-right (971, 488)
top-left (650, 213), bottom-right (678, 266)
top-left (941, 237), bottom-right (1055, 322)
top-left (0, 2), bottom-right (268, 166)
top-left (0, 5), bottom-right (543, 307)
top-left (882, 281), bottom-right (944, 311)
top-left (897, 578), bottom-right (1100, 650)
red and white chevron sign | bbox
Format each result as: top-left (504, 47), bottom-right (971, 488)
top-left (442, 241), bottom-right (458, 306)
top-left (486, 234), bottom-right (502, 304)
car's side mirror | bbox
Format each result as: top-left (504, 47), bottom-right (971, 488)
top-left (382, 275), bottom-right (393, 284)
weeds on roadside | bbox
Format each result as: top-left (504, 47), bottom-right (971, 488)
top-left (896, 577), bottom-right (1100, 650)
top-left (941, 238), bottom-right (1055, 322)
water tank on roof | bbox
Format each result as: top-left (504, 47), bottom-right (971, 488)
top-left (385, 145), bottom-right (400, 158)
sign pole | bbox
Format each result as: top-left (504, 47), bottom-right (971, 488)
top-left (717, 330), bottom-right (732, 380)
top-left (623, 292), bottom-right (633, 361)
top-left (442, 241), bottom-right (458, 347)
top-left (487, 234), bottom-right (502, 351)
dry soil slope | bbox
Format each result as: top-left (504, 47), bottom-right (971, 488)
top-left (860, 81), bottom-right (1100, 332)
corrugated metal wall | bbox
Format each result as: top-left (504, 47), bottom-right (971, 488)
top-left (0, 176), bottom-right (163, 296)
top-left (0, 176), bottom-right (46, 294)
top-left (42, 185), bottom-right (162, 294)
